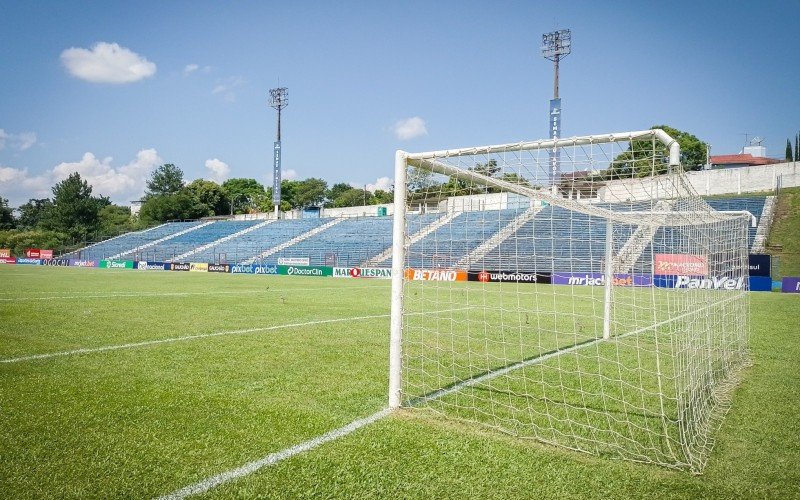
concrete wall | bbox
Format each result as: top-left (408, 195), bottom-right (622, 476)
top-left (598, 161), bottom-right (800, 201)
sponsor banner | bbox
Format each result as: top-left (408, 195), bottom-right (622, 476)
top-left (189, 262), bottom-right (209, 272)
top-left (748, 254), bottom-right (771, 277)
top-left (100, 260), bottom-right (135, 269)
top-left (654, 275), bottom-right (746, 290)
top-left (70, 260), bottom-right (98, 268)
top-left (278, 265), bottom-right (333, 277)
top-left (40, 249), bottom-right (53, 259)
top-left (208, 263), bottom-right (231, 273)
top-left (781, 277), bottom-right (800, 293)
top-left (749, 276), bottom-right (772, 292)
top-left (552, 273), bottom-right (652, 287)
top-left (41, 258), bottom-right (70, 266)
top-left (0, 249), bottom-right (11, 258)
top-left (333, 267), bottom-right (393, 279)
top-left (16, 258), bottom-right (41, 265)
top-left (654, 254), bottom-right (708, 276)
top-left (137, 261), bottom-right (170, 271)
top-left (468, 270), bottom-right (552, 284)
top-left (404, 268), bottom-right (468, 282)
top-left (230, 264), bottom-right (279, 275)
top-left (278, 257), bottom-right (310, 266)
top-left (171, 262), bottom-right (191, 272)
top-left (25, 248), bottom-right (41, 258)
top-left (0, 256), bottom-right (17, 264)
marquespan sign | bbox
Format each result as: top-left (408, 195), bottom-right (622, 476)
top-left (467, 270), bottom-right (551, 284)
top-left (333, 267), bottom-right (392, 279)
top-left (654, 254), bottom-right (708, 276)
top-left (404, 268), bottom-right (468, 282)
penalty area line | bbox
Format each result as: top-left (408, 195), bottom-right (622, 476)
top-left (156, 408), bottom-right (392, 500)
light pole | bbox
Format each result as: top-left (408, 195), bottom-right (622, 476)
top-left (541, 29), bottom-right (571, 195)
top-left (269, 87), bottom-right (288, 218)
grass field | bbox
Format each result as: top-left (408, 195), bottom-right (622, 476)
top-left (1, 265), bottom-right (799, 498)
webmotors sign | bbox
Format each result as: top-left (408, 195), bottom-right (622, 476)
top-left (278, 265), bottom-right (332, 277)
top-left (552, 273), bottom-right (652, 287)
top-left (654, 275), bottom-right (746, 290)
top-left (333, 267), bottom-right (392, 279)
top-left (404, 268), bottom-right (468, 282)
top-left (467, 270), bottom-right (551, 284)
top-left (654, 254), bottom-right (708, 276)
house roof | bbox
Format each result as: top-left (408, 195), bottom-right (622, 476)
top-left (709, 154), bottom-right (781, 166)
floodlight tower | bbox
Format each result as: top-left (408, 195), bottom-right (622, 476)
top-left (541, 29), bottom-right (571, 194)
top-left (269, 87), bottom-right (288, 217)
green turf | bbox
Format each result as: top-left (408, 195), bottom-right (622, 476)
top-left (1, 265), bottom-right (798, 498)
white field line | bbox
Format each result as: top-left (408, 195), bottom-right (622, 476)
top-left (0, 313), bottom-right (390, 364)
top-left (157, 408), bottom-right (392, 500)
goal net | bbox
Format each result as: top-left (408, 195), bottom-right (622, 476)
top-left (388, 129), bottom-right (750, 472)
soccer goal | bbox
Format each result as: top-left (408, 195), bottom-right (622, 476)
top-left (388, 129), bottom-right (751, 472)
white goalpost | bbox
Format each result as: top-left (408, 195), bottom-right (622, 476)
top-left (389, 129), bottom-right (751, 472)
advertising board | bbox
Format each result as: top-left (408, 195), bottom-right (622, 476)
top-left (137, 261), bottom-right (170, 271)
top-left (0, 257), bottom-right (16, 264)
top-left (749, 276), bottom-right (772, 292)
top-left (781, 277), bottom-right (800, 293)
top-left (748, 254), bottom-right (771, 277)
top-left (189, 263), bottom-right (209, 272)
top-left (100, 260), bottom-right (134, 269)
top-left (16, 258), bottom-right (40, 265)
top-left (171, 262), bottom-right (190, 272)
top-left (0, 249), bottom-right (10, 258)
top-left (654, 254), bottom-right (708, 276)
top-left (230, 264), bottom-right (279, 274)
top-left (278, 257), bottom-right (310, 266)
top-left (41, 258), bottom-right (70, 266)
top-left (278, 265), bottom-right (332, 277)
top-left (404, 268), bottom-right (468, 282)
top-left (71, 260), bottom-right (98, 267)
top-left (25, 248), bottom-right (41, 258)
top-left (467, 270), bottom-right (551, 284)
top-left (207, 264), bottom-right (230, 273)
top-left (654, 275), bottom-right (746, 290)
top-left (333, 267), bottom-right (392, 279)
top-left (551, 273), bottom-right (652, 287)
top-left (40, 250), bottom-right (53, 259)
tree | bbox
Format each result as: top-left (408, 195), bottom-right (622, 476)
top-left (16, 198), bottom-right (52, 230)
top-left (222, 178), bottom-right (266, 213)
top-left (786, 139), bottom-right (794, 161)
top-left (146, 164), bottom-right (185, 197)
top-left (333, 188), bottom-right (371, 208)
top-left (39, 173), bottom-right (108, 240)
top-left (608, 125), bottom-right (708, 179)
top-left (372, 189), bottom-right (393, 204)
top-left (98, 205), bottom-right (134, 239)
top-left (185, 179), bottom-right (230, 216)
top-left (292, 178), bottom-right (328, 208)
top-left (471, 159), bottom-right (500, 177)
top-left (325, 183), bottom-right (353, 207)
top-left (0, 196), bottom-right (14, 230)
top-left (138, 192), bottom-right (206, 224)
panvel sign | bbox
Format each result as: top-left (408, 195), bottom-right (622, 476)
top-left (404, 268), bottom-right (468, 282)
top-left (468, 270), bottom-right (551, 284)
top-left (654, 275), bottom-right (746, 290)
top-left (333, 267), bottom-right (392, 279)
top-left (654, 254), bottom-right (708, 276)
top-left (551, 273), bottom-right (652, 287)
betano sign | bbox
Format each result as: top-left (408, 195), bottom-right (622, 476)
top-left (404, 268), bottom-right (468, 282)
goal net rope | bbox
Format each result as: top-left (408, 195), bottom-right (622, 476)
top-left (389, 129), bottom-right (750, 472)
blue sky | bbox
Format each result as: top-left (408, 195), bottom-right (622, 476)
top-left (1, 0), bottom-right (798, 207)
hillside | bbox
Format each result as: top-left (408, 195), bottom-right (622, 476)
top-left (766, 186), bottom-right (800, 278)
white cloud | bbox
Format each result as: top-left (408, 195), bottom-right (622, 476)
top-left (392, 116), bottom-right (428, 140)
top-left (183, 63), bottom-right (199, 75)
top-left (211, 76), bottom-right (244, 102)
top-left (60, 42), bottom-right (156, 84)
top-left (0, 129), bottom-right (37, 151)
top-left (0, 149), bottom-right (162, 206)
top-left (282, 169), bottom-right (297, 180)
top-left (366, 176), bottom-right (393, 192)
top-left (205, 158), bottom-right (230, 183)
